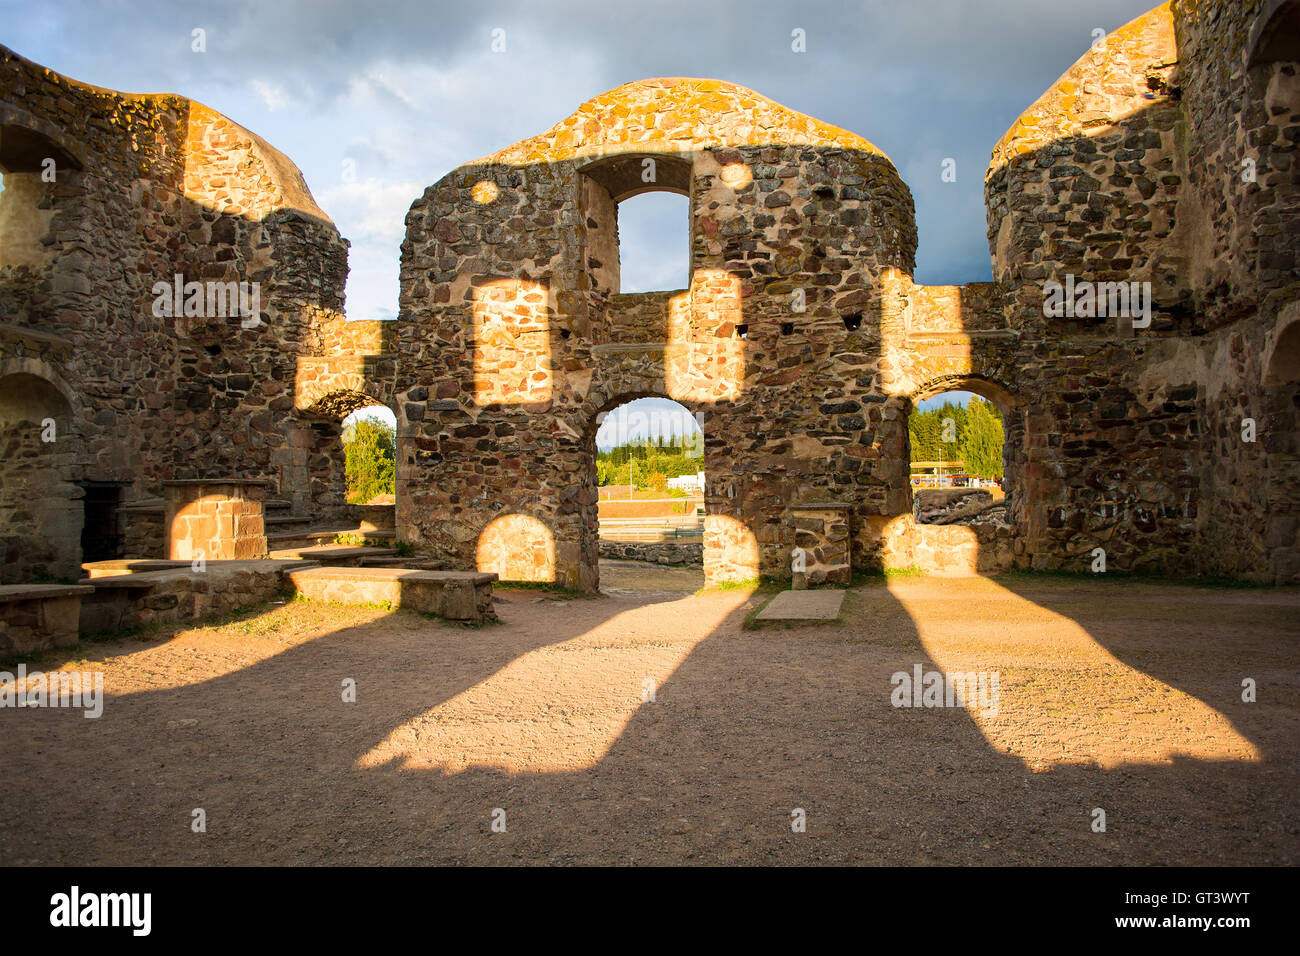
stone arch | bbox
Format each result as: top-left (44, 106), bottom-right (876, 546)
top-left (0, 113), bottom-right (89, 332)
top-left (906, 373), bottom-right (1024, 529)
top-left (0, 356), bottom-right (83, 422)
top-left (913, 374), bottom-right (1017, 412)
top-left (294, 360), bottom-right (394, 414)
top-left (0, 369), bottom-right (83, 582)
top-left (1263, 302), bottom-right (1300, 386)
top-left (1248, 0), bottom-right (1300, 68)
top-left (290, 387), bottom-right (396, 520)
top-left (579, 153), bottom-right (692, 202)
top-left (0, 105), bottom-right (87, 172)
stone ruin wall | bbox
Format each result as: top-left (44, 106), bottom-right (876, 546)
top-left (395, 2), bottom-right (1299, 588)
top-left (979, 0), bottom-right (1298, 579)
top-left (0, 45), bottom-right (354, 580)
top-left (1171, 0), bottom-right (1300, 583)
top-left (396, 79), bottom-right (924, 588)
top-left (1, 0), bottom-right (1296, 589)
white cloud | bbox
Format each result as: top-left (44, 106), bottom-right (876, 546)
top-left (318, 177), bottom-right (423, 245)
top-left (249, 79), bottom-right (292, 112)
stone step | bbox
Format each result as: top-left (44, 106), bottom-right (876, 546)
top-left (265, 514), bottom-right (312, 527)
top-left (265, 526), bottom-right (397, 550)
top-left (267, 545), bottom-right (398, 566)
top-left (82, 559), bottom-right (191, 578)
top-left (287, 566), bottom-right (497, 622)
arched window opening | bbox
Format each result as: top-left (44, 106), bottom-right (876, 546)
top-left (907, 389), bottom-right (1010, 526)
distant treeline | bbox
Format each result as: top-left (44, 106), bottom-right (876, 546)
top-left (596, 434), bottom-right (702, 488)
top-left (908, 397), bottom-right (1005, 478)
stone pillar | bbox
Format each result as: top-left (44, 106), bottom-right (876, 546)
top-left (164, 479), bottom-right (269, 561)
top-left (790, 502), bottom-right (852, 586)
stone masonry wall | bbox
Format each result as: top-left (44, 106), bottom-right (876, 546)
top-left (0, 44), bottom-right (353, 580)
top-left (3, 0), bottom-right (1295, 590)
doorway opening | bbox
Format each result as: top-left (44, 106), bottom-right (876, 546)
top-left (595, 396), bottom-right (704, 550)
top-left (907, 388), bottom-right (1010, 526)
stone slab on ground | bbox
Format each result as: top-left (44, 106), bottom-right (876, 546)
top-left (755, 589), bottom-right (845, 622)
top-left (288, 566), bottom-right (498, 622)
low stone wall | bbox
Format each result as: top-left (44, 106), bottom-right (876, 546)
top-left (790, 503), bottom-right (851, 585)
top-left (0, 584), bottom-right (94, 655)
top-left (863, 513), bottom-right (1017, 576)
top-left (79, 560), bottom-right (310, 636)
top-left (164, 480), bottom-right (269, 561)
top-left (599, 540), bottom-right (703, 566)
top-left (345, 503), bottom-right (396, 530)
top-left (912, 524), bottom-right (1016, 576)
top-left (287, 567), bottom-right (496, 622)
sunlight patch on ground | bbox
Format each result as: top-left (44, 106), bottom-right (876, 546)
top-left (358, 590), bottom-right (751, 774)
top-left (885, 576), bottom-right (1261, 771)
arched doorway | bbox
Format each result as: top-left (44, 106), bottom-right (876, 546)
top-left (595, 395), bottom-right (705, 562)
top-left (908, 377), bottom-right (1021, 525)
top-left (0, 370), bottom-right (82, 583)
top-left (292, 389), bottom-right (396, 525)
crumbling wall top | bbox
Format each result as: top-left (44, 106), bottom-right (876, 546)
top-left (986, 3), bottom-right (1178, 174)
top-left (476, 77), bottom-right (893, 166)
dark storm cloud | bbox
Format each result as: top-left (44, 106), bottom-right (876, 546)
top-left (2, 0), bottom-right (1161, 305)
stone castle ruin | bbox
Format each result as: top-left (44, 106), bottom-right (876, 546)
top-left (1, 0), bottom-right (1297, 644)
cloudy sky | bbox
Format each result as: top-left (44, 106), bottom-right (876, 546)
top-left (5, 0), bottom-right (1159, 322)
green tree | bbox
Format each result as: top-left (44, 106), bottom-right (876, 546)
top-left (344, 416), bottom-right (395, 504)
top-left (959, 398), bottom-right (1005, 478)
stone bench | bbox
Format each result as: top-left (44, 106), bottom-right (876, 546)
top-left (287, 567), bottom-right (497, 622)
top-left (79, 560), bottom-right (319, 636)
top-left (0, 584), bottom-right (94, 655)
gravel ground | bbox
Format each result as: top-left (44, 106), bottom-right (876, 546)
top-left (2, 563), bottom-right (1296, 866)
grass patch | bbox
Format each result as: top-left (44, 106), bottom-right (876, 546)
top-left (696, 577), bottom-right (769, 597)
top-left (850, 566), bottom-right (925, 587)
top-left (333, 533), bottom-right (386, 547)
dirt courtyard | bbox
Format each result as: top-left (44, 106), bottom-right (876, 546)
top-left (2, 562), bottom-right (1297, 866)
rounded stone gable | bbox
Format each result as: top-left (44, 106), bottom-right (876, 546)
top-left (476, 77), bottom-right (894, 164)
